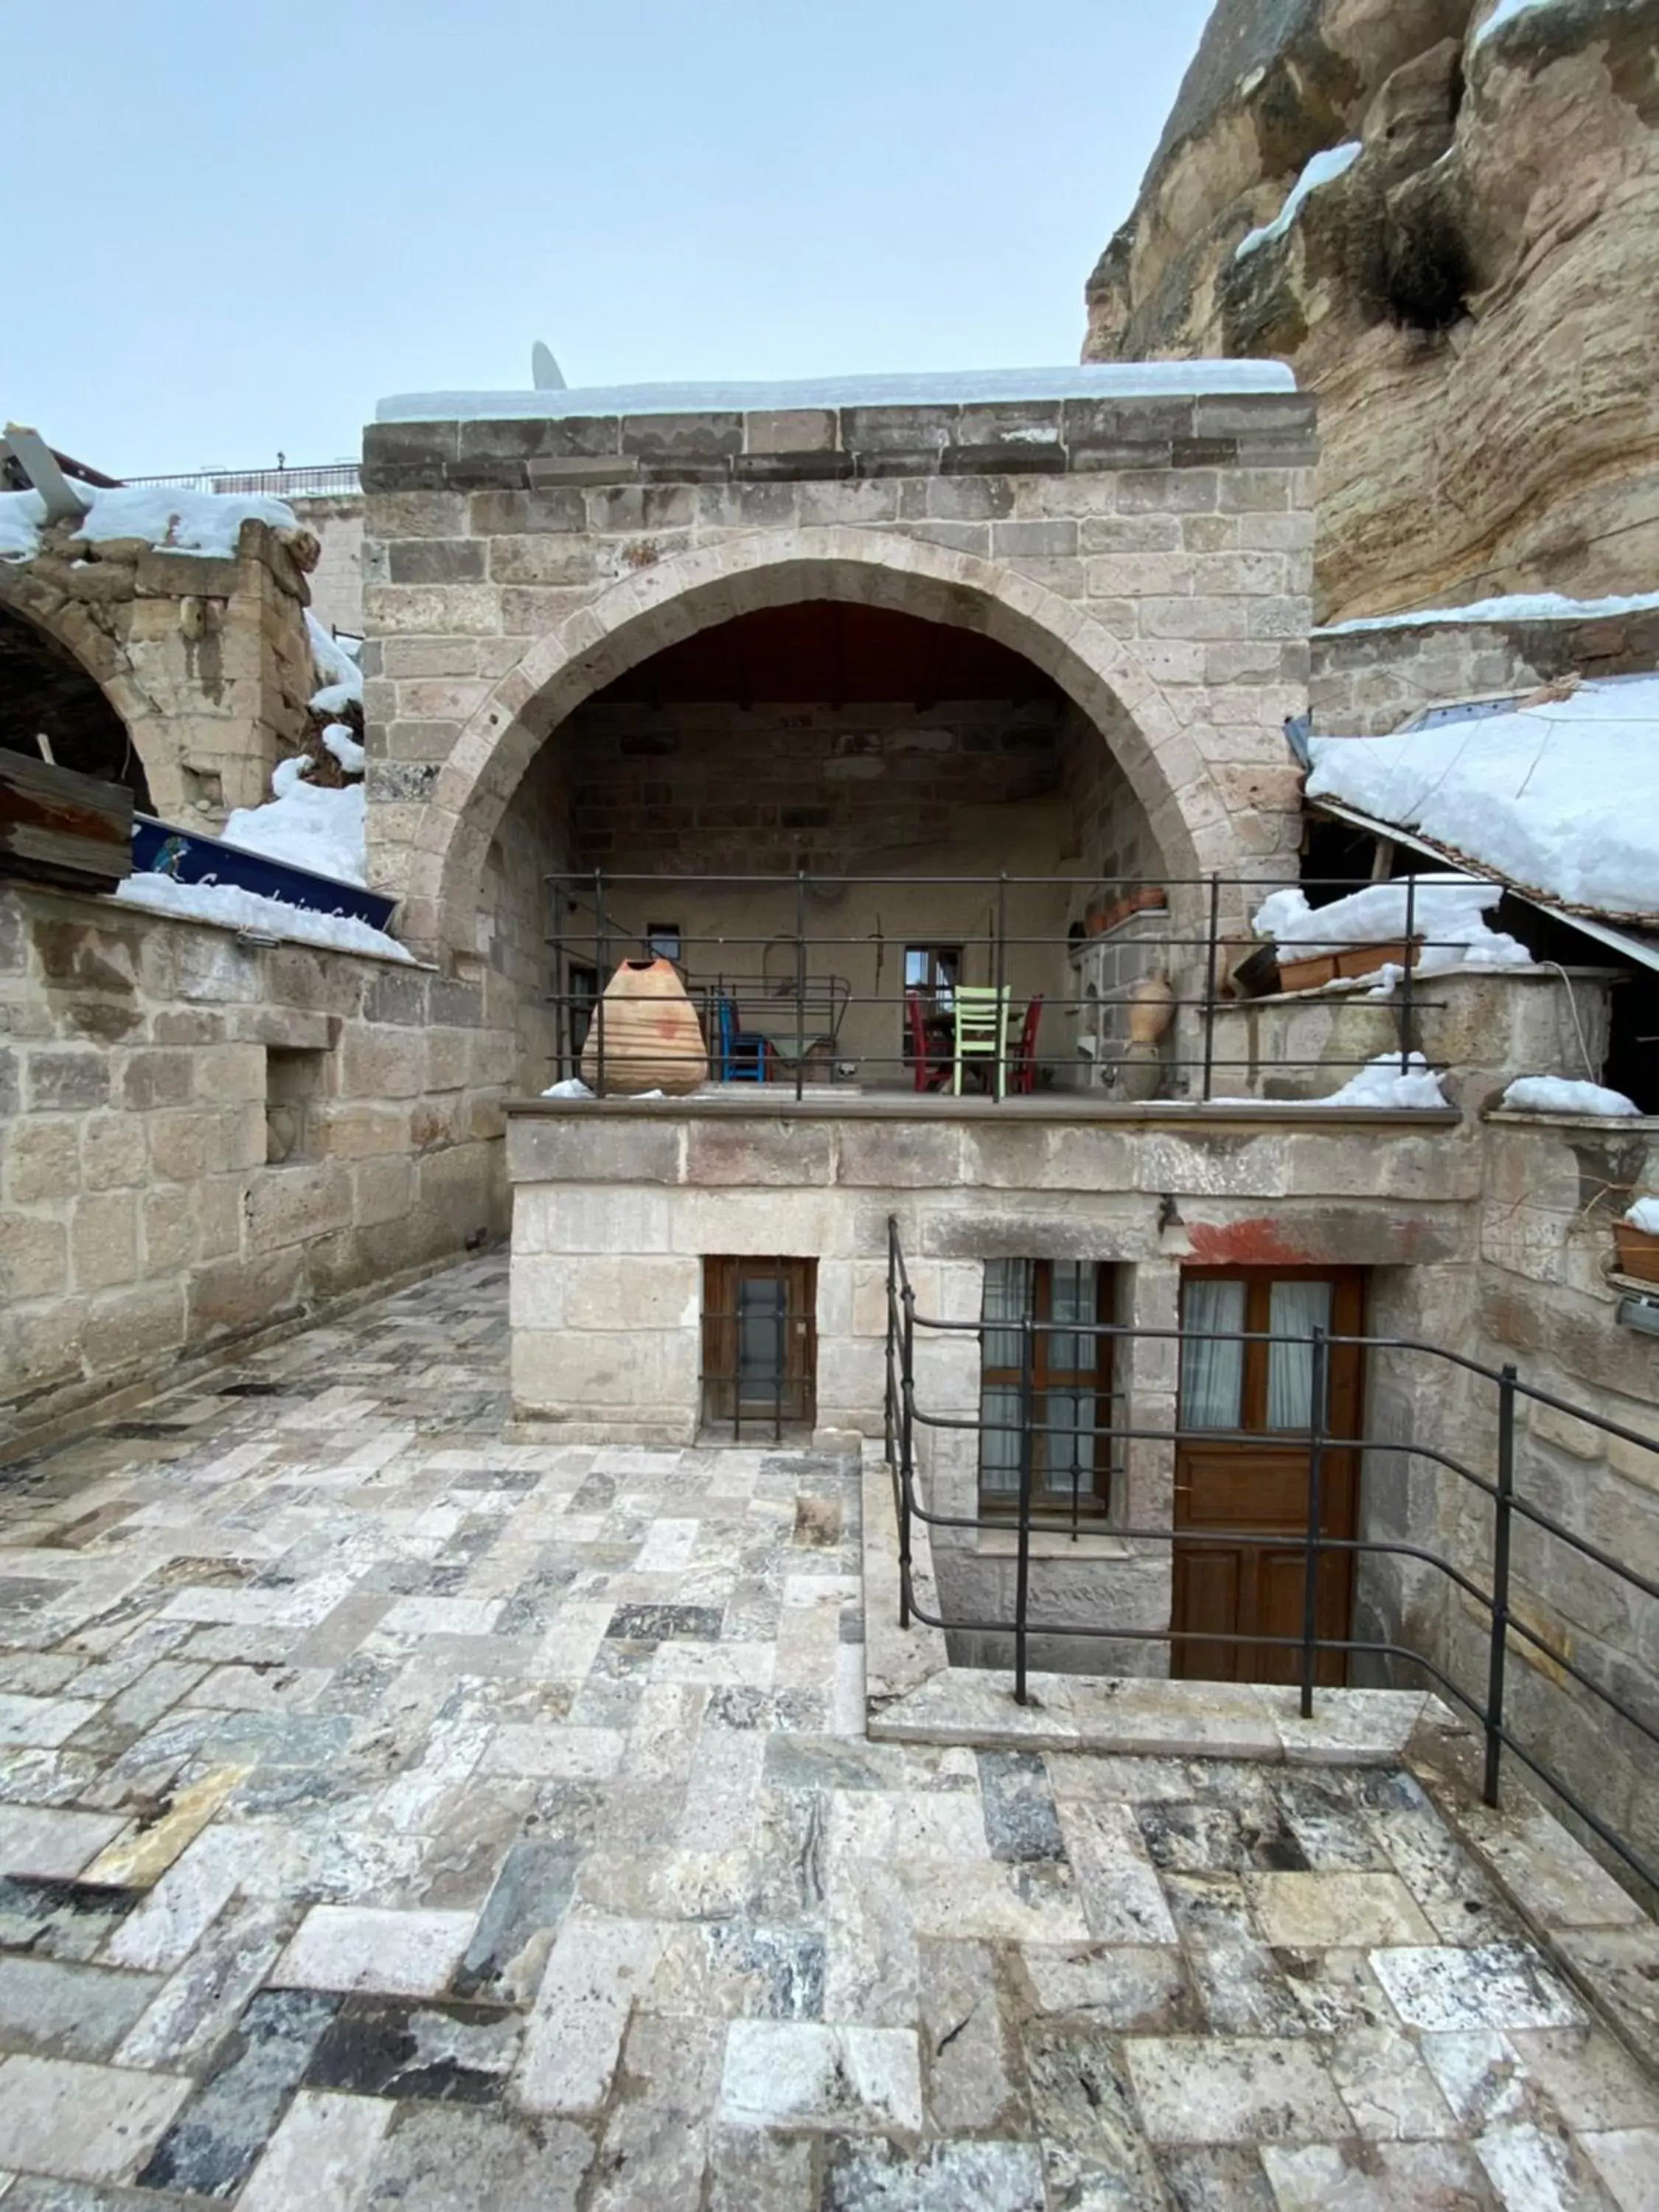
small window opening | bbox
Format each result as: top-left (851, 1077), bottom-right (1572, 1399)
top-left (902, 945), bottom-right (963, 1062)
top-left (702, 1256), bottom-right (817, 1440)
top-left (566, 962), bottom-right (600, 1063)
top-left (646, 921), bottom-right (683, 965)
top-left (265, 1046), bottom-right (327, 1164)
top-left (978, 1259), bottom-right (1114, 1519)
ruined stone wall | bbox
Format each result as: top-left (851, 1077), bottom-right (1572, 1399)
top-left (288, 495), bottom-right (364, 637)
top-left (0, 518), bottom-right (316, 830)
top-left (0, 883), bottom-right (515, 1453)
top-left (1310, 606), bottom-right (1659, 734)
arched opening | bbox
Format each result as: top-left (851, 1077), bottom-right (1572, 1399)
top-left (0, 602), bottom-right (152, 808)
top-left (480, 595), bottom-right (1169, 1093)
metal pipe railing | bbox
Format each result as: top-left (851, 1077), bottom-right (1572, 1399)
top-left (883, 1216), bottom-right (1659, 1898)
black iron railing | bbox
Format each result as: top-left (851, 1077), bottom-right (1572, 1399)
top-left (882, 1217), bottom-right (1659, 1897)
top-left (122, 465), bottom-right (361, 498)
top-left (545, 868), bottom-right (1455, 1102)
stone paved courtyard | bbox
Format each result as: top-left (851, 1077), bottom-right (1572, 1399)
top-left (0, 1256), bottom-right (1655, 2210)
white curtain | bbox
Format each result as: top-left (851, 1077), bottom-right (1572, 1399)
top-left (1267, 1279), bottom-right (1334, 1431)
top-left (980, 1260), bottom-right (1033, 1494)
top-left (1180, 1279), bottom-right (1246, 1430)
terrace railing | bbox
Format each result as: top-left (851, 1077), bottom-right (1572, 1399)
top-left (122, 464), bottom-right (362, 498)
top-left (546, 868), bottom-right (1450, 1102)
top-left (882, 1217), bottom-right (1659, 1899)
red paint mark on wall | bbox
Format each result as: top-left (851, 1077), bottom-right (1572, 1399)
top-left (1187, 1218), bottom-right (1312, 1267)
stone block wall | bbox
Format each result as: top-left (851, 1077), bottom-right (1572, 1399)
top-left (0, 883), bottom-right (515, 1452)
top-left (0, 518), bottom-right (317, 829)
top-left (359, 388), bottom-right (1318, 959)
top-left (1310, 607), bottom-right (1659, 737)
top-left (288, 495), bottom-right (365, 637)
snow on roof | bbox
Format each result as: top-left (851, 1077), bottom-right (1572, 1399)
top-left (0, 483), bottom-right (298, 563)
top-left (1316, 587), bottom-right (1659, 637)
top-left (1234, 144), bottom-right (1361, 262)
top-left (373, 361), bottom-right (1298, 424)
top-left (1306, 673), bottom-right (1659, 923)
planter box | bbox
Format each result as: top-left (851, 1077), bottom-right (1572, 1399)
top-left (1614, 1222), bottom-right (1659, 1284)
top-left (1279, 937), bottom-right (1419, 994)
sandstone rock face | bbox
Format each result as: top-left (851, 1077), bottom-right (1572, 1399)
top-left (1084, 0), bottom-right (1659, 623)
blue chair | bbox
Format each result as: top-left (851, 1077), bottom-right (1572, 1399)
top-left (717, 996), bottom-right (771, 1082)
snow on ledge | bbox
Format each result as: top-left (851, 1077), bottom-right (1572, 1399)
top-left (1316, 587), bottom-right (1659, 637)
top-left (374, 361), bottom-right (1298, 424)
top-left (115, 872), bottom-right (414, 964)
top-left (1624, 1196), bottom-right (1659, 1233)
top-left (1235, 144), bottom-right (1361, 262)
top-left (1215, 1052), bottom-right (1450, 1110)
top-left (0, 484), bottom-right (299, 564)
top-left (1500, 1076), bottom-right (1640, 1117)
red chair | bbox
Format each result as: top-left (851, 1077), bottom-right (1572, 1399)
top-left (1009, 993), bottom-right (1044, 1094)
top-left (906, 993), bottom-right (950, 1093)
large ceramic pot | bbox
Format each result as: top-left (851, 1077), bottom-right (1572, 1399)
top-left (580, 958), bottom-right (709, 1094)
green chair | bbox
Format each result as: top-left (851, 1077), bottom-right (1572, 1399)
top-left (951, 985), bottom-right (1012, 1097)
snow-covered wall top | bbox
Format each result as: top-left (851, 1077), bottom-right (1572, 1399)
top-left (0, 484), bottom-right (299, 564)
top-left (374, 361), bottom-right (1297, 423)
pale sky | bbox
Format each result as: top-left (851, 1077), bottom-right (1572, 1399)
top-left (8, 0), bottom-right (1214, 476)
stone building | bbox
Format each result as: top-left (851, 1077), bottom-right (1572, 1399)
top-left (3, 357), bottom-right (1657, 1896)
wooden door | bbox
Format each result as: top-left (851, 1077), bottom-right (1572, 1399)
top-left (701, 1258), bottom-right (817, 1429)
top-left (1172, 1268), bottom-right (1363, 1685)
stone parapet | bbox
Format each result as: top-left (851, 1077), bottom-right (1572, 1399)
top-left (364, 391), bottom-right (1318, 495)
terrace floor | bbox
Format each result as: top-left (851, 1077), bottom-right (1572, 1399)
top-left (0, 1257), bottom-right (1654, 2211)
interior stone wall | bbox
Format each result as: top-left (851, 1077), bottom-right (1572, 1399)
top-left (0, 882), bottom-right (515, 1453)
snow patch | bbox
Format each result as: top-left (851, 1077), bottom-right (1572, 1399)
top-left (1306, 674), bottom-right (1659, 920)
top-left (1624, 1197), bottom-right (1659, 1234)
top-left (375, 361), bottom-right (1297, 423)
top-left (221, 761), bottom-right (368, 886)
top-left (1475, 0), bottom-right (1567, 45)
top-left (1501, 1076), bottom-right (1640, 1116)
top-left (321, 724), bottom-right (366, 773)
top-left (1315, 587), bottom-right (1659, 636)
top-left (1215, 1051), bottom-right (1450, 1110)
top-left (0, 483), bottom-right (297, 563)
top-left (306, 609), bottom-right (364, 712)
top-left (1253, 877), bottom-right (1531, 981)
top-left (116, 870), bottom-right (412, 963)
top-left (1235, 143), bottom-right (1362, 261)
top-left (542, 1077), bottom-right (594, 1099)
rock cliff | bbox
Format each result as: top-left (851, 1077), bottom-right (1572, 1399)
top-left (1084, 0), bottom-right (1659, 623)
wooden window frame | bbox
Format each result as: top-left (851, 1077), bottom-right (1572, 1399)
top-left (701, 1256), bottom-right (818, 1430)
top-left (1178, 1266), bottom-right (1365, 1441)
top-left (978, 1259), bottom-right (1115, 1519)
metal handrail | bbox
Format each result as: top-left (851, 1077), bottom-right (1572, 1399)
top-left (120, 465), bottom-right (361, 498)
top-left (883, 1215), bottom-right (1659, 1896)
top-left (545, 867), bottom-right (1481, 1099)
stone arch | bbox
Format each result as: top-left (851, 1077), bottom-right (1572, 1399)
top-left (388, 528), bottom-right (1241, 957)
top-left (0, 563), bottom-right (164, 807)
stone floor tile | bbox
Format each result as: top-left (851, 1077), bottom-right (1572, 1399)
top-left (452, 1838), bottom-right (583, 2003)
top-left (587, 2011), bottom-right (721, 2212)
top-left (1157, 2143), bottom-right (1279, 2210)
top-left (79, 1762), bottom-right (250, 1889)
top-left (1247, 1870), bottom-right (1439, 1950)
top-left (1370, 1943), bottom-right (1586, 2034)
top-left (1475, 2121), bottom-right (1624, 2211)
top-left (133, 1987), bottom-right (338, 2197)
top-left (1018, 1941), bottom-right (1197, 2032)
top-left (822, 2136), bottom-right (1047, 2209)
top-left (271, 1905), bottom-right (476, 1997)
top-left (823, 1861), bottom-right (919, 2029)
top-left (303, 1995), bottom-right (521, 2103)
top-left (1551, 1929), bottom-right (1659, 2076)
top-left (705, 2124), bottom-right (818, 2212)
top-left (113, 1895), bottom-right (296, 2071)
top-left (1327, 2023), bottom-right (1459, 2140)
top-left (234, 2087), bottom-right (393, 2212)
top-left (1579, 2129), bottom-right (1659, 2212)
top-left (1186, 1937), bottom-right (1309, 2037)
top-left (716, 2020), bottom-right (923, 2132)
top-left (1273, 1947), bottom-right (1392, 2035)
top-left (899, 1854), bottom-right (1091, 1946)
top-left (1259, 2139), bottom-right (1497, 2211)
top-left (0, 1701), bottom-right (101, 1752)
top-left (1419, 2030), bottom-right (1542, 2132)
top-left (0, 2054), bottom-right (192, 2184)
top-left (1506, 2027), bottom-right (1659, 2132)
top-left (1023, 2014), bottom-right (1166, 2204)
top-left (514, 1915), bottom-right (666, 2115)
top-left (360, 2102), bottom-right (594, 2211)
top-left (0, 1809), bottom-right (126, 1883)
top-left (1124, 2036), bottom-right (1352, 2146)
top-left (1057, 1799), bottom-right (1180, 1944)
top-left (0, 1959), bottom-right (159, 2063)
top-left (102, 1826), bottom-right (251, 1972)
top-left (917, 1937), bottom-right (1026, 2135)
